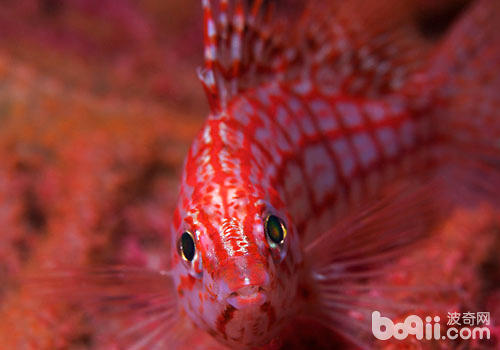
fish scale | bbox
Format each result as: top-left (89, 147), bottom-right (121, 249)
top-left (189, 83), bottom-right (426, 239)
top-left (173, 78), bottom-right (431, 346)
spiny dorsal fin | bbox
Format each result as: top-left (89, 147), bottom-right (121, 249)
top-left (299, 0), bottom-right (431, 96)
top-left (198, 0), bottom-right (431, 114)
top-left (198, 0), bottom-right (296, 114)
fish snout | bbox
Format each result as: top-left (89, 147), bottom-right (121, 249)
top-left (215, 256), bottom-right (271, 309)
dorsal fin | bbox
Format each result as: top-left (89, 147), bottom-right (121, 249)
top-left (198, 0), bottom-right (430, 114)
top-left (296, 0), bottom-right (431, 97)
top-left (198, 0), bottom-right (293, 113)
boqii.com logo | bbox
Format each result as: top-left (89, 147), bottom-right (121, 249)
top-left (372, 311), bottom-right (491, 341)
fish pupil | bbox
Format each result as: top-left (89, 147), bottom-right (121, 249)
top-left (179, 231), bottom-right (195, 261)
top-left (266, 215), bottom-right (286, 245)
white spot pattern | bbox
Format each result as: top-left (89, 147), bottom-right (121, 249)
top-left (233, 98), bottom-right (253, 126)
top-left (376, 127), bottom-right (399, 158)
top-left (330, 138), bottom-right (356, 177)
top-left (352, 132), bottom-right (378, 169)
top-left (310, 99), bottom-right (338, 132)
top-left (283, 161), bottom-right (311, 223)
top-left (337, 102), bottom-right (363, 128)
top-left (304, 145), bottom-right (337, 204)
top-left (220, 217), bottom-right (249, 256)
top-left (365, 102), bottom-right (386, 122)
top-left (290, 97), bottom-right (315, 137)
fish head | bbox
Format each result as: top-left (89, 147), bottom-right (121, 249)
top-left (171, 160), bottom-right (302, 347)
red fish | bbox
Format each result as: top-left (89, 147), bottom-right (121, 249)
top-left (31, 0), bottom-right (500, 349)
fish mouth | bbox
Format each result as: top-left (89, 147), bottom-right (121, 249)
top-left (226, 285), bottom-right (267, 309)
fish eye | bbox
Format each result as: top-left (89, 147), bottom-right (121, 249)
top-left (265, 215), bottom-right (287, 246)
top-left (178, 231), bottom-right (196, 262)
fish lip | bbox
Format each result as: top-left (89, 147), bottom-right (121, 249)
top-left (226, 286), bottom-right (267, 309)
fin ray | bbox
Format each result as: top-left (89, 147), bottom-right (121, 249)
top-left (200, 0), bottom-right (431, 113)
top-left (26, 266), bottom-right (186, 349)
top-left (304, 177), bottom-right (462, 348)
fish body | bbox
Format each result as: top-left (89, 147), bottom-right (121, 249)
top-left (171, 83), bottom-right (424, 346)
top-left (170, 0), bottom-right (500, 348)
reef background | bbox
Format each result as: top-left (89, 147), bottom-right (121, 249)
top-left (0, 0), bottom-right (498, 349)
